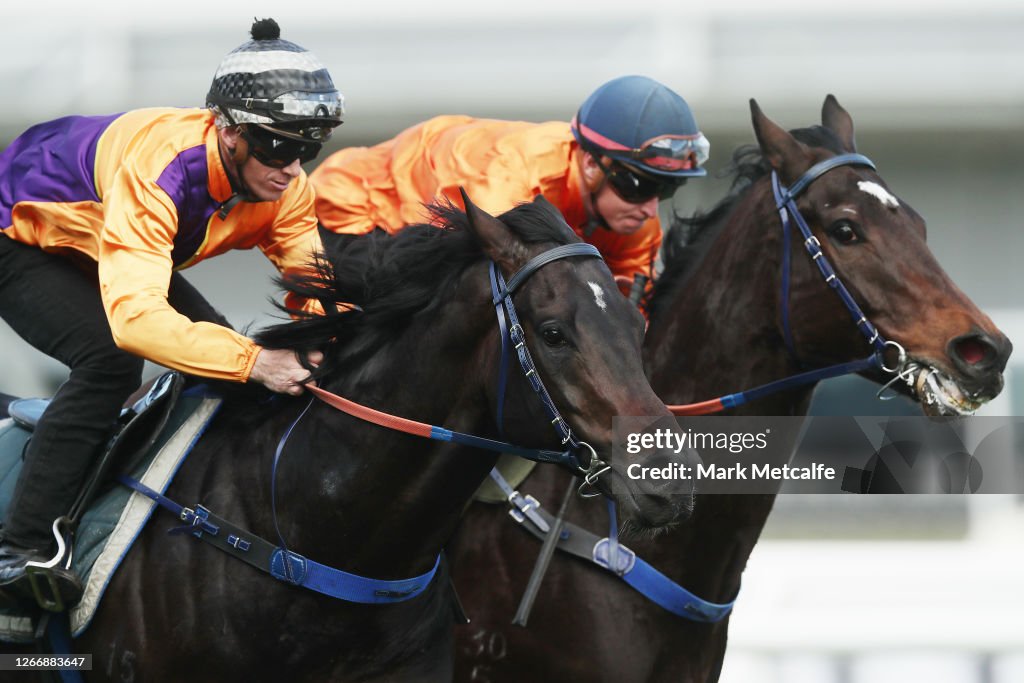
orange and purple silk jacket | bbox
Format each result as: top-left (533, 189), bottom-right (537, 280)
top-left (310, 115), bottom-right (662, 287)
top-left (0, 108), bottom-right (321, 382)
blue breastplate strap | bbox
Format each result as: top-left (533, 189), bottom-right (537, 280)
top-left (620, 554), bottom-right (734, 622)
top-left (116, 474), bottom-right (440, 604)
top-left (490, 469), bottom-right (734, 622)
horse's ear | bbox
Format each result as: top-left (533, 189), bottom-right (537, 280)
top-left (460, 187), bottom-right (522, 271)
top-left (750, 99), bottom-right (813, 184)
top-left (821, 94), bottom-right (856, 152)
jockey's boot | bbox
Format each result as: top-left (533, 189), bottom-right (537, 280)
top-left (0, 541), bottom-right (82, 611)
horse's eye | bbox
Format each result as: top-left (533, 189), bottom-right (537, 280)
top-left (541, 327), bottom-right (567, 347)
top-left (829, 220), bottom-right (861, 245)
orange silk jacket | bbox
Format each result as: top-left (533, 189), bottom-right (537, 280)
top-left (310, 115), bottom-right (661, 285)
top-left (0, 108), bottom-right (321, 381)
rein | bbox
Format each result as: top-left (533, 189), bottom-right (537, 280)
top-left (308, 243), bottom-right (606, 475)
top-left (668, 153), bottom-right (906, 415)
top-left (306, 385), bottom-right (581, 468)
top-left (122, 242), bottom-right (609, 606)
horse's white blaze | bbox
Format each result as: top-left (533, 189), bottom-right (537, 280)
top-left (841, 207), bottom-right (858, 215)
top-left (588, 281), bottom-right (607, 311)
top-left (858, 181), bottom-right (899, 209)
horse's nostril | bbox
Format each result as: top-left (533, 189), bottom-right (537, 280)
top-left (954, 337), bottom-right (991, 366)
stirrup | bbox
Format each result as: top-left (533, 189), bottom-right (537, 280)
top-left (24, 516), bottom-right (77, 612)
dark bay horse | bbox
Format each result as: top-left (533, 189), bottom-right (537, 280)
top-left (39, 194), bottom-right (694, 682)
top-left (449, 96), bottom-right (1011, 682)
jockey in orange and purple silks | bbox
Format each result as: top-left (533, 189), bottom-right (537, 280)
top-left (311, 76), bottom-right (710, 301)
top-left (0, 107), bottom-right (324, 380)
top-left (0, 17), bottom-right (341, 605)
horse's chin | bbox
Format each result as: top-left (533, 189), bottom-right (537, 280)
top-left (618, 487), bottom-right (696, 533)
top-left (908, 362), bottom-right (995, 416)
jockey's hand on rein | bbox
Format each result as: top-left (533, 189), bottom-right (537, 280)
top-left (249, 348), bottom-right (321, 396)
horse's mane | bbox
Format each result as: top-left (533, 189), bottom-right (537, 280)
top-left (648, 125), bottom-right (846, 324)
top-left (254, 199), bottom-right (579, 378)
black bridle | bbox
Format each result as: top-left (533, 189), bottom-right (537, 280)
top-left (489, 243), bottom-right (610, 489)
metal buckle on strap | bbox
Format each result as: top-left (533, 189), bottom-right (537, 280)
top-left (507, 492), bottom-right (551, 533)
top-left (592, 537), bottom-right (636, 576)
top-left (174, 505), bottom-right (220, 537)
top-left (577, 443), bottom-right (610, 498)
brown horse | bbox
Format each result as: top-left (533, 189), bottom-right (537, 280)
top-left (449, 96), bottom-right (1011, 682)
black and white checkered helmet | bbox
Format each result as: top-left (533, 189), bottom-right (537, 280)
top-left (207, 18), bottom-right (343, 142)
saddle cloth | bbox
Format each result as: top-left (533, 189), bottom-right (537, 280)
top-left (0, 383), bottom-right (220, 641)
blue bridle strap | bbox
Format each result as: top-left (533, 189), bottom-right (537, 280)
top-left (490, 263), bottom-right (512, 441)
top-left (494, 243), bottom-right (603, 304)
top-left (773, 153), bottom-right (888, 361)
top-left (117, 473), bottom-right (440, 603)
top-left (668, 154), bottom-right (897, 415)
top-left (781, 153), bottom-right (875, 201)
top-left (490, 243), bottom-right (604, 458)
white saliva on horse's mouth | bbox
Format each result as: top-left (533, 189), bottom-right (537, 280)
top-left (913, 366), bottom-right (984, 416)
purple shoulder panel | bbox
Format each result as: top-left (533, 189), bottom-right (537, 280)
top-left (0, 114), bottom-right (121, 228)
top-left (156, 145), bottom-right (219, 266)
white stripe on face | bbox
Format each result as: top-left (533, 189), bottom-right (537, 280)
top-left (588, 281), bottom-right (607, 311)
top-left (858, 181), bottom-right (899, 209)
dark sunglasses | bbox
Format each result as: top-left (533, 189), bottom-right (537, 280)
top-left (241, 126), bottom-right (322, 168)
top-left (593, 155), bottom-right (682, 203)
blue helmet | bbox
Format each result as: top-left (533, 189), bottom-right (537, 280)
top-left (571, 75), bottom-right (709, 179)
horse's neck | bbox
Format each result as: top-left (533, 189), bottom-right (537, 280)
top-left (649, 186), bottom-right (806, 409)
top-left (277, 300), bottom-right (498, 579)
top-left (641, 183), bottom-right (816, 603)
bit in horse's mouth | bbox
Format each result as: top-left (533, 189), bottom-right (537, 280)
top-left (906, 362), bottom-right (987, 416)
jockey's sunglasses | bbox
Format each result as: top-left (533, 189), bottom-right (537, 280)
top-left (241, 125), bottom-right (322, 168)
top-left (594, 155), bottom-right (683, 203)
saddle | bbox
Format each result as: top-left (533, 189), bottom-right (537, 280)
top-left (10, 371), bottom-right (183, 474)
top-left (1, 372), bottom-right (183, 613)
top-left (0, 373), bottom-right (221, 647)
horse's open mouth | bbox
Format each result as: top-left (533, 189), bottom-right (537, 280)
top-left (906, 362), bottom-right (988, 416)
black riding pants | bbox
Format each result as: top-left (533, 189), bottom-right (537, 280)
top-left (0, 235), bottom-right (230, 548)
